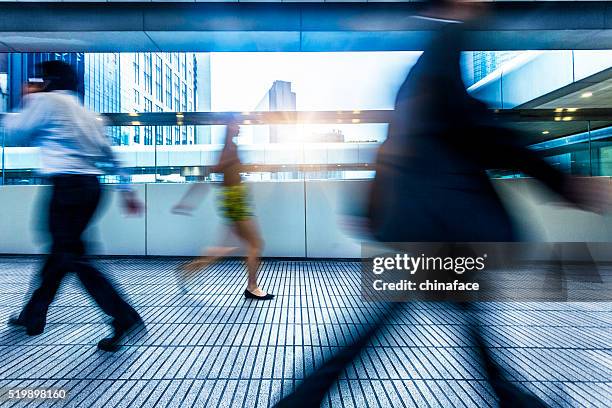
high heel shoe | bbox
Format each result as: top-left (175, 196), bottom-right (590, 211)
top-left (244, 289), bottom-right (275, 300)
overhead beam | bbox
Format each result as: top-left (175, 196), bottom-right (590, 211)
top-left (1, 2), bottom-right (612, 52)
top-left (2, 109), bottom-right (609, 127)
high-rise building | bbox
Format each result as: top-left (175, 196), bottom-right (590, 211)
top-left (464, 51), bottom-right (521, 86)
top-left (254, 80), bottom-right (296, 144)
top-left (5, 52), bottom-right (204, 146)
top-left (120, 52), bottom-right (197, 146)
top-left (6, 53), bottom-right (85, 110)
top-left (195, 54), bottom-right (211, 145)
top-left (84, 54), bottom-right (123, 145)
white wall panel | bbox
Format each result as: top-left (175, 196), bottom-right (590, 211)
top-left (492, 177), bottom-right (612, 243)
top-left (1, 179), bottom-right (612, 260)
top-left (305, 180), bottom-right (370, 258)
top-left (146, 181), bottom-right (306, 257)
top-left (0, 185), bottom-right (49, 254)
top-left (250, 181), bottom-right (306, 257)
top-left (146, 183), bottom-right (231, 256)
top-left (0, 184), bottom-right (146, 255)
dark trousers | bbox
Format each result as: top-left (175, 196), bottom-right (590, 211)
top-left (19, 175), bottom-right (139, 330)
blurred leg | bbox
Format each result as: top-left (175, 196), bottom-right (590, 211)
top-left (274, 303), bottom-right (402, 407)
top-left (233, 219), bottom-right (265, 294)
top-left (181, 243), bottom-right (239, 274)
top-left (17, 255), bottom-right (69, 334)
top-left (75, 260), bottom-right (140, 329)
top-left (16, 178), bottom-right (78, 334)
top-left (456, 302), bottom-right (549, 408)
top-left (175, 228), bottom-right (238, 293)
top-left (65, 177), bottom-right (141, 328)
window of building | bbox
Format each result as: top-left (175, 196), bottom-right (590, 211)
top-left (165, 65), bottom-right (173, 109)
top-left (155, 127), bottom-right (163, 146)
top-left (165, 126), bottom-right (172, 145)
top-left (144, 126), bottom-right (153, 146)
top-left (174, 127), bottom-right (180, 145)
top-left (144, 53), bottom-right (152, 94)
top-left (133, 126), bottom-right (140, 144)
top-left (155, 56), bottom-right (163, 103)
top-left (174, 75), bottom-right (180, 112)
top-left (133, 56), bottom-right (140, 85)
top-left (154, 106), bottom-right (163, 145)
top-left (181, 83), bottom-right (187, 111)
top-left (181, 127), bottom-right (187, 145)
top-left (188, 127), bottom-right (194, 144)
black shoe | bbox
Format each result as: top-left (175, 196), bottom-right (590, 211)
top-left (244, 289), bottom-right (275, 300)
top-left (97, 317), bottom-right (146, 352)
top-left (8, 315), bottom-right (44, 336)
top-left (8, 316), bottom-right (25, 328)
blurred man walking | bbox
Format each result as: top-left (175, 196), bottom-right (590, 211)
top-left (3, 61), bottom-right (145, 352)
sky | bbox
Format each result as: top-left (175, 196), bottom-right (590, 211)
top-left (208, 52), bottom-right (421, 143)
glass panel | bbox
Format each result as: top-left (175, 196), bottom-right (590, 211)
top-left (516, 120), bottom-right (593, 176)
top-left (3, 115), bottom-right (612, 184)
top-left (497, 120), bottom-right (593, 177)
top-left (2, 50), bottom-right (612, 185)
top-left (587, 121), bottom-right (612, 176)
top-left (97, 124), bottom-right (382, 184)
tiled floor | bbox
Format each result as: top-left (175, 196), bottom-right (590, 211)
top-left (0, 257), bottom-right (610, 407)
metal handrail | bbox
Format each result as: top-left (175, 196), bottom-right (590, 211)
top-left (2, 109), bottom-right (611, 126)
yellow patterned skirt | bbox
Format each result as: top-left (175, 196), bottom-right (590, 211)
top-left (218, 184), bottom-right (253, 222)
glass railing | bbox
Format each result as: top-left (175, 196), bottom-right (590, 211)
top-left (1, 109), bottom-right (612, 185)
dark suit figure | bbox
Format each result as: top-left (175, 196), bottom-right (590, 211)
top-left (275, 9), bottom-right (593, 408)
top-left (369, 27), bottom-right (573, 244)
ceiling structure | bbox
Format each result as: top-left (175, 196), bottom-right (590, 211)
top-left (1, 2), bottom-right (612, 52)
top-left (513, 67), bottom-right (612, 145)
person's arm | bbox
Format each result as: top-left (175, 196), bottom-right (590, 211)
top-left (470, 125), bottom-right (609, 212)
top-left (172, 183), bottom-right (208, 215)
top-left (477, 126), bottom-right (567, 195)
top-left (99, 141), bottom-right (143, 214)
top-left (94, 117), bottom-right (144, 215)
top-left (99, 143), bottom-right (131, 188)
top-left (212, 148), bottom-right (231, 173)
top-left (1, 94), bottom-right (48, 146)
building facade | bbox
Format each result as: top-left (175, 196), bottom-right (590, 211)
top-left (119, 52), bottom-right (198, 146)
top-left (84, 54), bottom-right (123, 145)
top-left (465, 51), bottom-right (522, 86)
top-left (195, 53), bottom-right (212, 145)
top-left (6, 52), bottom-right (85, 111)
top-left (5, 52), bottom-right (204, 146)
top-left (254, 80), bottom-right (297, 144)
